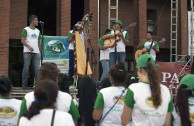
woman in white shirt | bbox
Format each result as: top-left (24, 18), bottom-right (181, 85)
top-left (173, 74), bottom-right (194, 126)
top-left (121, 54), bottom-right (173, 126)
top-left (93, 63), bottom-right (128, 126)
top-left (19, 79), bottom-right (75, 126)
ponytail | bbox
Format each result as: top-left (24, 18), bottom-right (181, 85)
top-left (175, 85), bottom-right (192, 126)
top-left (23, 101), bottom-right (41, 120)
top-left (146, 61), bottom-right (161, 108)
top-left (22, 80), bottom-right (58, 120)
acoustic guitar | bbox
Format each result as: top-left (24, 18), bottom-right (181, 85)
top-left (104, 22), bottom-right (136, 47)
top-left (135, 38), bottom-right (166, 61)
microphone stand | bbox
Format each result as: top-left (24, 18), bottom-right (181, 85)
top-left (90, 42), bottom-right (97, 74)
top-left (40, 22), bottom-right (44, 65)
top-left (113, 28), bottom-right (117, 65)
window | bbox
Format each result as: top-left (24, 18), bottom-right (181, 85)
top-left (147, 9), bottom-right (157, 34)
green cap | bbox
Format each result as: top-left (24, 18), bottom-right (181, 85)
top-left (136, 54), bottom-right (159, 68)
top-left (112, 20), bottom-right (122, 26)
top-left (180, 74), bottom-right (194, 92)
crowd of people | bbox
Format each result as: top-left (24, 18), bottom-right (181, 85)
top-left (1, 15), bottom-right (194, 126)
top-left (1, 54), bottom-right (194, 126)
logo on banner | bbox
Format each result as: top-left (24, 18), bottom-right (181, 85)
top-left (45, 40), bottom-right (66, 53)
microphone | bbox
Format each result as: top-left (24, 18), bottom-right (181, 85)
top-left (39, 21), bottom-right (44, 24)
top-left (113, 26), bottom-right (116, 31)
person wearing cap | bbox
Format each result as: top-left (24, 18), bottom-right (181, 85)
top-left (67, 21), bottom-right (85, 85)
top-left (173, 74), bottom-right (194, 126)
top-left (101, 20), bottom-right (130, 68)
top-left (137, 31), bottom-right (159, 61)
top-left (121, 54), bottom-right (173, 126)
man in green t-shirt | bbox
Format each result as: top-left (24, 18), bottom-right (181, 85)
top-left (101, 20), bottom-right (130, 68)
top-left (137, 31), bottom-right (159, 61)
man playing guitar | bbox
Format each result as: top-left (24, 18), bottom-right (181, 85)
top-left (137, 31), bottom-right (159, 61)
top-left (101, 20), bottom-right (130, 68)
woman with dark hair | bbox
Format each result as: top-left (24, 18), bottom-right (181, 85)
top-left (74, 76), bottom-right (97, 126)
top-left (0, 76), bottom-right (21, 126)
top-left (121, 54), bottom-right (173, 126)
top-left (93, 63), bottom-right (128, 126)
top-left (100, 77), bottom-right (111, 89)
top-left (58, 73), bottom-right (70, 93)
top-left (19, 79), bottom-right (74, 126)
top-left (18, 62), bottom-right (80, 125)
top-left (173, 74), bottom-right (194, 126)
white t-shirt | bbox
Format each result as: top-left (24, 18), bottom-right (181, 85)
top-left (19, 91), bottom-right (79, 120)
top-left (94, 86), bottom-right (130, 126)
top-left (109, 31), bottom-right (128, 53)
top-left (0, 98), bottom-right (21, 126)
top-left (19, 109), bottom-right (75, 126)
top-left (141, 41), bottom-right (159, 61)
top-left (68, 30), bottom-right (85, 50)
top-left (99, 39), bottom-right (110, 60)
top-left (124, 82), bottom-right (173, 126)
top-left (22, 27), bottom-right (41, 53)
top-left (173, 98), bottom-right (194, 126)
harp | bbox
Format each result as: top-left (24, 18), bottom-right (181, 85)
top-left (74, 14), bottom-right (93, 77)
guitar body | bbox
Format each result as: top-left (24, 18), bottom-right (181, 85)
top-left (135, 48), bottom-right (149, 62)
top-left (104, 30), bottom-right (120, 47)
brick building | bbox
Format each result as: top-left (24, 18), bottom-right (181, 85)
top-left (0, 0), bottom-right (191, 86)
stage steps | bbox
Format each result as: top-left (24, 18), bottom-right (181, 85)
top-left (11, 87), bottom-right (78, 100)
top-left (11, 87), bottom-right (34, 100)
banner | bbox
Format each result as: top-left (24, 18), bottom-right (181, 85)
top-left (42, 36), bottom-right (69, 74)
top-left (157, 62), bottom-right (191, 88)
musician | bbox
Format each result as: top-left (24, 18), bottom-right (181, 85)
top-left (101, 20), bottom-right (130, 68)
top-left (99, 29), bottom-right (112, 81)
top-left (137, 31), bottom-right (159, 61)
top-left (67, 21), bottom-right (85, 85)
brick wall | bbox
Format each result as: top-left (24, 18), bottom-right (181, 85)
top-left (147, 0), bottom-right (171, 49)
top-left (180, 0), bottom-right (188, 55)
top-left (56, 0), bottom-right (61, 36)
top-left (61, 0), bottom-right (71, 36)
top-left (88, 0), bottom-right (99, 82)
top-left (10, 0), bottom-right (28, 39)
top-left (0, 0), bottom-right (10, 76)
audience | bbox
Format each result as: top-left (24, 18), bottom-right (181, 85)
top-left (73, 76), bottom-right (97, 126)
top-left (173, 74), bottom-right (194, 126)
top-left (93, 63), bottom-right (128, 126)
top-left (19, 79), bottom-right (75, 126)
top-left (121, 54), bottom-right (173, 126)
top-left (58, 73), bottom-right (70, 93)
top-left (100, 77), bottom-right (111, 89)
top-left (126, 74), bottom-right (139, 87)
top-left (18, 62), bottom-right (80, 126)
top-left (0, 76), bottom-right (21, 126)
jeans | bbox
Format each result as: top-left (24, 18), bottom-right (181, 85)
top-left (69, 50), bottom-right (74, 85)
top-left (22, 52), bottom-right (40, 87)
top-left (109, 52), bottom-right (126, 68)
top-left (100, 60), bottom-right (109, 81)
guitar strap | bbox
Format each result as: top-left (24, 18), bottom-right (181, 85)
top-left (148, 40), bottom-right (154, 54)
